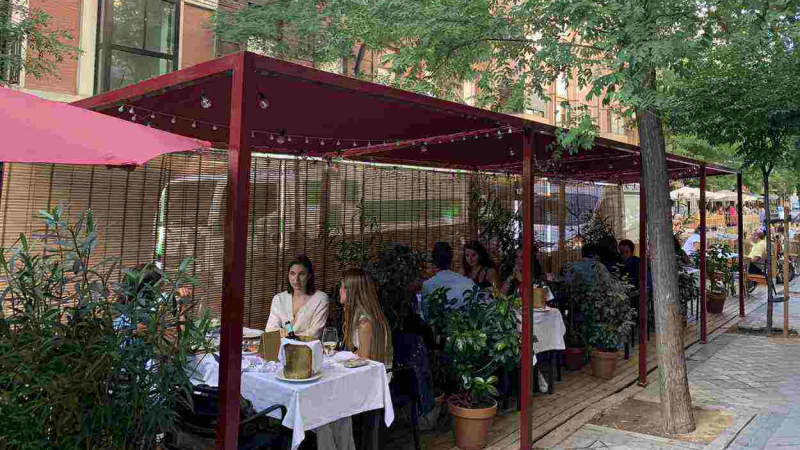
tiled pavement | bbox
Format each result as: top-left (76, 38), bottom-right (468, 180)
top-left (553, 332), bottom-right (800, 450)
top-left (738, 296), bottom-right (800, 334)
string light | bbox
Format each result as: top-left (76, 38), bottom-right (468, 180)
top-left (353, 141), bottom-right (357, 147)
top-left (496, 129), bottom-right (503, 139)
top-left (336, 140), bottom-right (341, 146)
top-left (306, 138), bottom-right (310, 144)
top-left (131, 114), bottom-right (137, 122)
top-left (421, 144), bottom-right (428, 153)
top-left (258, 92), bottom-right (270, 109)
top-left (252, 131), bottom-right (255, 138)
top-left (200, 91), bottom-right (212, 109)
top-left (150, 113), bottom-right (156, 119)
top-left (129, 107), bottom-right (135, 114)
top-left (171, 116), bottom-right (176, 124)
top-left (191, 120), bottom-right (197, 128)
top-left (270, 134), bottom-right (275, 141)
top-left (320, 140), bottom-right (326, 146)
top-left (509, 146), bottom-right (516, 157)
top-left (212, 125), bottom-right (218, 131)
top-left (276, 134), bottom-right (286, 144)
top-left (287, 136), bottom-right (292, 142)
top-left (118, 105), bottom-right (124, 113)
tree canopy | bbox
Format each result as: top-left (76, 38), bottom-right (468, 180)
top-left (0, 0), bottom-right (80, 86)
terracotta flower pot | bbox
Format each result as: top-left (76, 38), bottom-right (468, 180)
top-left (449, 397), bottom-right (498, 450)
top-left (707, 291), bottom-right (727, 314)
top-left (590, 349), bottom-right (617, 380)
top-left (563, 347), bottom-right (585, 371)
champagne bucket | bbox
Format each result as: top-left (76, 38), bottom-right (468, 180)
top-left (533, 287), bottom-right (546, 309)
top-left (283, 335), bottom-right (316, 379)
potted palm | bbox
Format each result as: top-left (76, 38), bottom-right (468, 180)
top-left (425, 286), bottom-right (521, 450)
top-left (581, 264), bottom-right (637, 380)
top-left (692, 243), bottom-right (735, 314)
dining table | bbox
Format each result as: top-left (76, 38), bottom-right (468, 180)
top-left (188, 329), bottom-right (395, 450)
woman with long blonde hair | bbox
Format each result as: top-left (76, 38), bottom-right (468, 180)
top-left (339, 268), bottom-right (393, 367)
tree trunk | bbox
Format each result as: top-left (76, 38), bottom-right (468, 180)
top-left (637, 90), bottom-right (696, 434)
top-left (762, 166), bottom-right (774, 334)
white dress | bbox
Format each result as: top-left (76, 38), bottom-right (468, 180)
top-left (264, 290), bottom-right (329, 339)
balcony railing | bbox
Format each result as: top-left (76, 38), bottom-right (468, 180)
top-left (0, 34), bottom-right (23, 85)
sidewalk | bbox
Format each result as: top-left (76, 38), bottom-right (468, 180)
top-left (541, 299), bottom-right (800, 450)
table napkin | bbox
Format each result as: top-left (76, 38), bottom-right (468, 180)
top-left (278, 338), bottom-right (324, 374)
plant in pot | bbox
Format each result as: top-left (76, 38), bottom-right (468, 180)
top-left (691, 242), bottom-right (736, 314)
top-left (426, 286), bottom-right (521, 450)
top-left (580, 264), bottom-right (637, 380)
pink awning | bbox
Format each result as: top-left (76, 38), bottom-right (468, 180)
top-left (0, 87), bottom-right (211, 166)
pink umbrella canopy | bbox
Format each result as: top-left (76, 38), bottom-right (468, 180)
top-left (0, 87), bottom-right (211, 166)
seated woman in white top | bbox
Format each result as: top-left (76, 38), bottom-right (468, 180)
top-left (265, 255), bottom-right (329, 339)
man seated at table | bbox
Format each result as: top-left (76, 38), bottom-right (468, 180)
top-left (618, 240), bottom-right (641, 290)
top-left (421, 242), bottom-right (476, 315)
top-left (748, 229), bottom-right (768, 277)
top-left (682, 229), bottom-right (702, 258)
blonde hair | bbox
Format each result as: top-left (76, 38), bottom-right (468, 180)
top-left (341, 269), bottom-right (392, 366)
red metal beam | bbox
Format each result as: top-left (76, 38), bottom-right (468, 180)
top-left (638, 183), bottom-right (647, 386)
top-left (699, 166), bottom-right (708, 344)
top-left (520, 127), bottom-right (535, 450)
top-left (737, 173), bottom-right (745, 317)
top-left (71, 53), bottom-right (239, 111)
top-left (216, 52), bottom-right (254, 450)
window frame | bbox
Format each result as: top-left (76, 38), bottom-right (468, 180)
top-left (94, 0), bottom-right (180, 94)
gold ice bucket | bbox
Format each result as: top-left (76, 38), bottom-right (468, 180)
top-left (533, 287), bottom-right (546, 309)
top-left (283, 335), bottom-right (317, 379)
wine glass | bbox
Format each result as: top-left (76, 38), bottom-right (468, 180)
top-left (322, 327), bottom-right (339, 356)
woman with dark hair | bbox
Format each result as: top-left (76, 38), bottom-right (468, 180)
top-left (265, 255), bottom-right (329, 339)
top-left (461, 240), bottom-right (501, 291)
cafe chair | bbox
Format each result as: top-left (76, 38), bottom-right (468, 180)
top-left (166, 384), bottom-right (289, 450)
top-left (387, 333), bottom-right (434, 450)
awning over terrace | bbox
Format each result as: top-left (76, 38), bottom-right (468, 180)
top-left (71, 52), bottom-right (740, 450)
top-left (0, 87), bottom-right (210, 166)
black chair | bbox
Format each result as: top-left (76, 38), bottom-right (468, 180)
top-left (166, 384), bottom-right (289, 450)
top-left (387, 333), bottom-right (434, 450)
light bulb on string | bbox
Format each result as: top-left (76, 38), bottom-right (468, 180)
top-left (131, 115), bottom-right (137, 122)
top-left (118, 105), bottom-right (125, 113)
top-left (287, 136), bottom-right (292, 142)
top-left (150, 113), bottom-right (156, 119)
top-left (305, 138), bottom-right (310, 144)
top-left (474, 135), bottom-right (479, 139)
top-left (320, 140), bottom-right (326, 146)
top-left (212, 125), bottom-right (218, 131)
top-left (251, 131), bottom-right (256, 139)
top-left (276, 135), bottom-right (286, 144)
top-left (462, 136), bottom-right (466, 141)
top-left (352, 141), bottom-right (357, 147)
top-left (509, 146), bottom-right (516, 157)
top-left (270, 134), bottom-right (275, 141)
top-left (421, 144), bottom-right (428, 153)
top-left (171, 116), bottom-right (176, 124)
top-left (129, 107), bottom-right (135, 114)
top-left (451, 139), bottom-right (455, 143)
top-left (336, 140), bottom-right (341, 146)
top-left (200, 91), bottom-right (212, 109)
top-left (191, 121), bottom-right (197, 128)
top-left (258, 92), bottom-right (270, 109)
top-left (497, 130), bottom-right (503, 139)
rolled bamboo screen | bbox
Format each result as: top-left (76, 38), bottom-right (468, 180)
top-left (0, 154), bottom-right (627, 328)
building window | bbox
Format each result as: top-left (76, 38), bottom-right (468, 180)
top-left (556, 102), bottom-right (571, 127)
top-left (609, 111), bottom-right (626, 135)
top-left (0, 0), bottom-right (22, 85)
top-left (524, 91), bottom-right (548, 118)
top-left (95, 0), bottom-right (179, 93)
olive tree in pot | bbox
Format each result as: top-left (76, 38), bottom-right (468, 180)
top-left (580, 264), bottom-right (637, 380)
top-left (426, 286), bottom-right (521, 450)
top-left (692, 243), bottom-right (736, 314)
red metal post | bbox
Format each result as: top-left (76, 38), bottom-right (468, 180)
top-left (737, 173), bottom-right (745, 316)
top-left (216, 52), bottom-right (254, 450)
top-left (638, 183), bottom-right (647, 386)
top-left (520, 127), bottom-right (535, 450)
top-left (699, 166), bottom-right (708, 344)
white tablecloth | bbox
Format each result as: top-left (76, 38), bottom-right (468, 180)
top-left (515, 307), bottom-right (566, 353)
top-left (187, 354), bottom-right (394, 450)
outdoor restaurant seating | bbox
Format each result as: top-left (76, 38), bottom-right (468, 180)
top-left (167, 384), bottom-right (289, 450)
top-left (387, 333), bottom-right (430, 450)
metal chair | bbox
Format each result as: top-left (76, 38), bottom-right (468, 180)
top-left (166, 384), bottom-right (289, 450)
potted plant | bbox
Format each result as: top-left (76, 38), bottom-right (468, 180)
top-left (580, 264), bottom-right (637, 380)
top-left (692, 243), bottom-right (736, 314)
top-left (561, 275), bottom-right (588, 371)
top-left (426, 286), bottom-right (521, 450)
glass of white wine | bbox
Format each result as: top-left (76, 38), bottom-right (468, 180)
top-left (322, 327), bottom-right (339, 356)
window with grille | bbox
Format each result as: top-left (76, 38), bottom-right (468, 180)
top-left (0, 0), bottom-right (21, 85)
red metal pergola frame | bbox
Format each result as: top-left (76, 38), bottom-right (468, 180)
top-left (72, 52), bottom-right (742, 450)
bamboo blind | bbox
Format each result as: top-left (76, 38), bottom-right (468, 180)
top-left (0, 155), bottom-right (627, 328)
